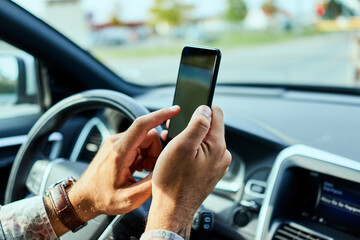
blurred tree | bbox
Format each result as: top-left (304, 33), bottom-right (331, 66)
top-left (324, 0), bottom-right (342, 19)
top-left (150, 0), bottom-right (193, 27)
top-left (262, 0), bottom-right (278, 16)
top-left (226, 0), bottom-right (247, 22)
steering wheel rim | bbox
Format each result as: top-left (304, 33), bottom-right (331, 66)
top-left (5, 89), bottom-right (157, 203)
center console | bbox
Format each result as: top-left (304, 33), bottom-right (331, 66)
top-left (256, 145), bottom-right (360, 240)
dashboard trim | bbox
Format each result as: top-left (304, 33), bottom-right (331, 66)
top-left (0, 132), bottom-right (63, 168)
top-left (255, 144), bottom-right (360, 240)
top-left (0, 132), bottom-right (62, 148)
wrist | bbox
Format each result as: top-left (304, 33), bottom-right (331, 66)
top-left (67, 184), bottom-right (99, 223)
top-left (146, 197), bottom-right (194, 234)
top-left (44, 177), bottom-right (96, 236)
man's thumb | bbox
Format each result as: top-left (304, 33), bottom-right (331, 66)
top-left (180, 105), bottom-right (212, 148)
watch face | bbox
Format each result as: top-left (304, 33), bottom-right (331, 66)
top-left (47, 176), bottom-right (76, 190)
top-left (63, 176), bottom-right (77, 187)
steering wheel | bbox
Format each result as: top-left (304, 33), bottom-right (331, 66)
top-left (4, 89), bottom-right (158, 239)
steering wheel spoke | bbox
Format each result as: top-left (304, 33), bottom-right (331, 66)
top-left (25, 159), bottom-right (51, 196)
top-left (26, 159), bottom-right (90, 196)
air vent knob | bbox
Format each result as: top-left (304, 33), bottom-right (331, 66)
top-left (233, 206), bottom-right (251, 227)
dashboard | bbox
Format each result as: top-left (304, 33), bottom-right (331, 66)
top-left (258, 145), bottom-right (360, 240)
top-left (301, 171), bottom-right (360, 237)
top-left (63, 86), bottom-right (360, 240)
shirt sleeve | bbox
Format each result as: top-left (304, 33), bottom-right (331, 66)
top-left (0, 196), bottom-right (58, 240)
top-left (140, 230), bottom-right (184, 240)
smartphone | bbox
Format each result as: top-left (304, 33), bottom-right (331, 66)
top-left (167, 45), bottom-right (221, 141)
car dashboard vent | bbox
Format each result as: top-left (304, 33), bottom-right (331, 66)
top-left (70, 117), bottom-right (110, 163)
top-left (77, 127), bottom-right (102, 162)
top-left (273, 223), bottom-right (331, 240)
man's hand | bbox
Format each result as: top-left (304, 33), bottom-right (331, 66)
top-left (42, 106), bottom-right (181, 237)
top-left (68, 106), bottom-right (180, 222)
top-left (145, 105), bottom-right (232, 239)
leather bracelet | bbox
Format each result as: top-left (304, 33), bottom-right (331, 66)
top-left (45, 177), bottom-right (87, 232)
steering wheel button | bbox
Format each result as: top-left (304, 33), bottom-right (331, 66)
top-left (203, 224), bottom-right (210, 230)
top-left (204, 216), bottom-right (211, 223)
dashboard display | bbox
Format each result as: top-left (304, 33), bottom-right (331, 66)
top-left (304, 171), bottom-right (360, 237)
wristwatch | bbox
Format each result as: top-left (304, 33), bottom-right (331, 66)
top-left (45, 177), bottom-right (87, 232)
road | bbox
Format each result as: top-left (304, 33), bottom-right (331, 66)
top-left (105, 32), bottom-right (355, 87)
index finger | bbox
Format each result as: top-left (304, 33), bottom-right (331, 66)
top-left (123, 106), bottom-right (180, 149)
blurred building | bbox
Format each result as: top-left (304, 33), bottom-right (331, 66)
top-left (316, 0), bottom-right (360, 31)
top-left (13, 0), bottom-right (91, 47)
top-left (243, 0), bottom-right (318, 31)
top-left (13, 0), bottom-right (226, 47)
top-left (14, 0), bottom-right (360, 47)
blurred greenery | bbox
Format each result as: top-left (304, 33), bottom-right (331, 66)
top-left (92, 29), bottom-right (319, 60)
top-left (214, 31), bottom-right (294, 48)
top-left (226, 0), bottom-right (247, 22)
top-left (150, 0), bottom-right (194, 27)
top-left (92, 44), bottom-right (184, 59)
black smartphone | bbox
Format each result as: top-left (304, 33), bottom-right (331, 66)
top-left (167, 45), bottom-right (221, 141)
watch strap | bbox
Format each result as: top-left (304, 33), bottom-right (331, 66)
top-left (47, 180), bottom-right (86, 232)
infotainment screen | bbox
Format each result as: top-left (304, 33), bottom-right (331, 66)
top-left (304, 171), bottom-right (360, 237)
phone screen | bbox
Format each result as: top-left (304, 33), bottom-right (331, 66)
top-left (167, 46), bottom-right (220, 140)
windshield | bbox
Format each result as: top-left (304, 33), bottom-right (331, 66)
top-left (11, 0), bottom-right (360, 88)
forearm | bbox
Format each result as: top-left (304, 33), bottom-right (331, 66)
top-left (0, 196), bottom-right (58, 240)
top-left (0, 187), bottom-right (94, 240)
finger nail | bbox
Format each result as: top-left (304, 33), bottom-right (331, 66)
top-left (168, 105), bottom-right (179, 111)
top-left (197, 105), bottom-right (211, 119)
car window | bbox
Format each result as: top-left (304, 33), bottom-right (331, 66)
top-left (0, 41), bottom-right (40, 119)
top-left (12, 0), bottom-right (360, 89)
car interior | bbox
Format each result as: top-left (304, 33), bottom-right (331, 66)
top-left (1, 0), bottom-right (360, 239)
